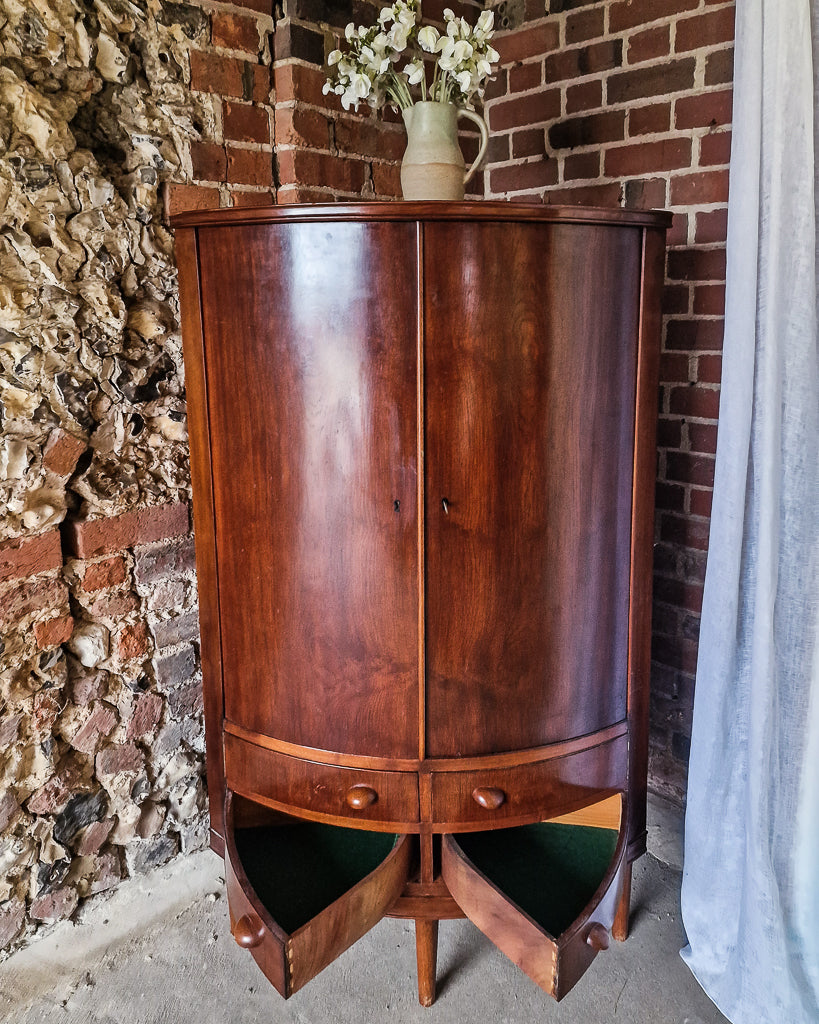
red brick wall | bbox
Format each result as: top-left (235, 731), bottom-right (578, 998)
top-left (484, 0), bottom-right (734, 801)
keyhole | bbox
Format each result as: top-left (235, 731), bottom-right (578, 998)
top-left (393, 499), bottom-right (400, 513)
top-left (442, 497), bottom-right (450, 514)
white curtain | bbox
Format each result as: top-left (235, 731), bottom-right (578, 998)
top-left (680, 1), bottom-right (819, 1021)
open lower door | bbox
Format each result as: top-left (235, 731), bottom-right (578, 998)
top-left (224, 792), bottom-right (412, 997)
top-left (441, 795), bottom-right (627, 1000)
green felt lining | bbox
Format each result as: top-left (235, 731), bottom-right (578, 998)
top-left (234, 822), bottom-right (398, 935)
top-left (455, 822), bottom-right (619, 938)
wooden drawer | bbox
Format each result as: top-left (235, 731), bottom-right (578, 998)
top-left (224, 793), bottom-right (412, 997)
top-left (225, 732), bottom-right (420, 829)
top-left (442, 798), bottom-right (627, 1000)
top-left (429, 733), bottom-right (627, 830)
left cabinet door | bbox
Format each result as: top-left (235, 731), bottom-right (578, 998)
top-left (224, 794), bottom-right (412, 997)
top-left (196, 221), bottom-right (421, 760)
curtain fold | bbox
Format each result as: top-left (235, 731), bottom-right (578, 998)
top-left (680, 2), bottom-right (819, 1022)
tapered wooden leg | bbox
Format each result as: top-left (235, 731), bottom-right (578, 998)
top-left (415, 919), bottom-right (439, 1007)
top-left (613, 860), bottom-right (632, 941)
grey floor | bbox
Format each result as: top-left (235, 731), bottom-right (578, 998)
top-left (0, 796), bottom-right (728, 1024)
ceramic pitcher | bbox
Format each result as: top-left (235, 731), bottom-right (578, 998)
top-left (400, 101), bottom-right (489, 201)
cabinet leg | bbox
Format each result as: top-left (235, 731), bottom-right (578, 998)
top-left (415, 919), bottom-right (439, 1007)
top-left (613, 861), bottom-right (632, 942)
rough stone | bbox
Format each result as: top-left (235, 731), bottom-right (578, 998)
top-left (88, 849), bottom-right (122, 894)
top-left (95, 742), bottom-right (143, 778)
top-left (124, 832), bottom-right (178, 875)
top-left (29, 885), bottom-right (79, 924)
top-left (36, 857), bottom-right (71, 895)
top-left (26, 760), bottom-right (86, 815)
top-left (52, 790), bottom-right (108, 847)
top-left (133, 535), bottom-right (196, 586)
top-left (67, 667), bottom-right (109, 705)
top-left (126, 691), bottom-right (163, 741)
top-left (166, 679), bottom-right (203, 719)
top-left (74, 818), bottom-right (115, 856)
top-left (154, 644), bottom-right (196, 691)
top-left (68, 623), bottom-right (110, 668)
top-left (0, 577), bottom-right (69, 630)
top-left (0, 899), bottom-right (25, 948)
top-left (0, 792), bottom-right (20, 833)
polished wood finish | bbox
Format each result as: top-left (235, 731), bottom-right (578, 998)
top-left (415, 919), bottom-right (439, 1007)
top-left (612, 860), bottom-right (633, 941)
top-left (173, 202), bottom-right (669, 1008)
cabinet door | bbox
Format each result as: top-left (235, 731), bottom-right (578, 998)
top-left (224, 794), bottom-right (411, 997)
top-left (441, 799), bottom-right (627, 1000)
top-left (197, 221), bottom-right (420, 759)
top-left (424, 221), bottom-right (641, 757)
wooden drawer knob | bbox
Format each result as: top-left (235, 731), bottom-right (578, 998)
top-left (471, 787), bottom-right (506, 810)
top-left (585, 923), bottom-right (610, 952)
top-left (346, 785), bottom-right (378, 809)
top-left (233, 912), bottom-right (265, 949)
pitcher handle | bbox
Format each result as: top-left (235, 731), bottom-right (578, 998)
top-left (458, 108), bottom-right (489, 185)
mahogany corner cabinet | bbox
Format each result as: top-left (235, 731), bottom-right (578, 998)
top-left (172, 201), bottom-right (670, 1007)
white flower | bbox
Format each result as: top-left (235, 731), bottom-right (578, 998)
top-left (403, 58), bottom-right (424, 84)
top-left (476, 10), bottom-right (494, 35)
top-left (438, 37), bottom-right (473, 71)
top-left (387, 21), bottom-right (410, 50)
top-left (417, 25), bottom-right (440, 52)
top-left (486, 45), bottom-right (500, 63)
top-left (328, 49), bottom-right (342, 66)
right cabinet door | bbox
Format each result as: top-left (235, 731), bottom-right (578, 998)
top-left (423, 220), bottom-right (643, 758)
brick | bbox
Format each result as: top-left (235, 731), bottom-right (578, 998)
top-left (82, 555), bottom-right (127, 592)
top-left (694, 284), bottom-right (726, 316)
top-left (248, 62), bottom-right (271, 103)
top-left (226, 145), bottom-right (273, 186)
top-left (212, 11), bottom-right (260, 54)
top-left (656, 481), bottom-right (686, 513)
top-left (675, 89), bottom-right (733, 130)
top-left (34, 614), bottom-right (74, 649)
top-left (697, 353), bottom-right (723, 384)
top-left (666, 451), bottom-right (716, 488)
top-left (223, 101), bottom-right (270, 143)
top-left (497, 23), bottom-right (560, 64)
top-left (96, 741), bottom-right (144, 777)
top-left (164, 183), bottom-right (220, 218)
top-left (651, 632), bottom-right (699, 672)
top-left (372, 160), bottom-right (402, 198)
top-left (483, 68), bottom-right (508, 102)
top-left (490, 158), bottom-right (559, 194)
top-left (509, 62), bottom-right (542, 93)
top-left (675, 7), bottom-right (736, 53)
top-left (667, 213), bottom-right (689, 247)
top-left (127, 692), bottom-right (164, 741)
top-left (191, 141), bottom-right (226, 182)
top-left (669, 384), bottom-right (720, 419)
top-left (88, 850), bottom-right (123, 895)
top-left (627, 25), bottom-right (671, 65)
top-left (229, 0), bottom-right (273, 12)
top-left (0, 530), bottom-right (62, 582)
top-left (563, 151), bottom-right (601, 180)
top-left (0, 900), bottom-right (25, 948)
top-left (666, 317), bottom-right (725, 351)
top-left (622, 175), bottom-right (667, 210)
top-left (667, 248), bottom-right (726, 282)
top-left (273, 20), bottom-right (324, 64)
top-left (662, 285), bottom-right (690, 317)
top-left (274, 62), bottom-right (328, 106)
top-left (605, 138), bottom-right (691, 176)
top-left (70, 702), bottom-right (119, 754)
top-left (695, 208), bottom-right (728, 245)
top-left (277, 148), bottom-right (366, 193)
top-left (86, 590), bottom-right (140, 618)
top-left (608, 58), bottom-right (696, 104)
top-left (167, 679), bottom-right (204, 718)
top-left (133, 536), bottom-right (196, 585)
top-left (690, 487), bottom-right (714, 517)
top-left (65, 502), bottom-right (189, 558)
top-left (486, 133), bottom-right (510, 163)
top-left (290, 0), bottom-right (354, 25)
top-left (545, 39), bottom-right (623, 81)
top-left (334, 116), bottom-right (405, 162)
top-left (610, 0), bottom-right (698, 33)
top-left (155, 644), bottom-right (197, 691)
top-left (0, 791), bottom-right (20, 833)
top-left (30, 887), bottom-right (78, 924)
top-left (189, 50), bottom-right (244, 98)
top-left (700, 130), bottom-right (732, 166)
top-left (543, 182), bottom-right (623, 206)
top-left (75, 818), bottom-right (115, 855)
top-left (146, 578), bottom-right (186, 614)
top-left (117, 621), bottom-right (151, 660)
top-left (566, 6), bottom-right (605, 44)
top-left (512, 128), bottom-right (546, 159)
top-left (549, 110), bottom-right (626, 150)
top-left (489, 89), bottom-right (561, 132)
top-left (230, 189), bottom-right (275, 207)
top-left (657, 417), bottom-right (683, 448)
top-left (705, 46), bottom-right (734, 86)
top-left (0, 576), bottom-right (68, 629)
top-left (628, 102), bottom-right (671, 136)
top-left (566, 79), bottom-right (602, 115)
top-left (43, 429), bottom-right (86, 477)
top-left (688, 421), bottom-right (719, 454)
top-left (660, 349), bottom-right (691, 379)
top-left (27, 761), bottom-right (85, 814)
top-left (151, 608), bottom-right (200, 649)
top-left (68, 668), bottom-right (109, 705)
top-left (671, 168), bottom-right (730, 206)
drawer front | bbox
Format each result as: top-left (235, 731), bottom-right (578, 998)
top-left (225, 733), bottom-right (420, 828)
top-left (429, 734), bottom-right (627, 830)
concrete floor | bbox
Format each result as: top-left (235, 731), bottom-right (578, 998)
top-left (0, 796), bottom-right (728, 1024)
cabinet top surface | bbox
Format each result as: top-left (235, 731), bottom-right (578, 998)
top-left (170, 200), bottom-right (672, 230)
